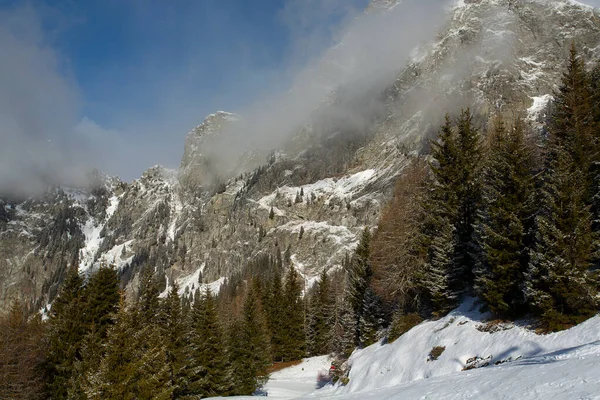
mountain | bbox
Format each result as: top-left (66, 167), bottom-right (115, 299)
top-left (1, 0), bottom-right (600, 312)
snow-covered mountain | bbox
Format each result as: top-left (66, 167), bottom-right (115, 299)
top-left (2, 0), bottom-right (600, 311)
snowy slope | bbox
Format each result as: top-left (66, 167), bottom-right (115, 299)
top-left (211, 300), bottom-right (600, 399)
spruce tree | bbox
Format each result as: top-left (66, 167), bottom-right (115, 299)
top-left (420, 111), bottom-right (483, 315)
top-left (452, 109), bottom-right (484, 288)
top-left (159, 283), bottom-right (187, 398)
top-left (186, 287), bottom-right (229, 398)
top-left (525, 47), bottom-right (599, 329)
top-left (264, 266), bottom-right (285, 361)
top-left (281, 266), bottom-right (306, 361)
top-left (331, 290), bottom-right (357, 358)
top-left (228, 282), bottom-right (271, 395)
top-left (84, 294), bottom-right (173, 400)
top-left (347, 229), bottom-right (372, 318)
top-left (476, 118), bottom-right (536, 318)
top-left (307, 269), bottom-right (334, 356)
top-left (46, 266), bottom-right (86, 399)
top-left (83, 264), bottom-right (120, 339)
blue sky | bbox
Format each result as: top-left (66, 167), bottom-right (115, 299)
top-left (0, 0), bottom-right (368, 182)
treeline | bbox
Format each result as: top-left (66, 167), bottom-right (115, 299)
top-left (0, 228), bottom-right (386, 399)
top-left (371, 46), bottom-right (600, 332)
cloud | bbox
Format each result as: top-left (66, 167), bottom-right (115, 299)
top-left (0, 4), bottom-right (90, 196)
top-left (208, 0), bottom-right (452, 176)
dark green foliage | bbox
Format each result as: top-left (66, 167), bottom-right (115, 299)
top-left (186, 288), bottom-right (230, 398)
top-left (476, 118), bottom-right (536, 318)
top-left (525, 47), bottom-right (599, 330)
top-left (280, 266), bottom-right (306, 361)
top-left (228, 283), bottom-right (271, 396)
top-left (84, 294), bottom-right (173, 400)
top-left (420, 111), bottom-right (484, 315)
top-left (307, 269), bottom-right (335, 356)
top-left (159, 284), bottom-right (188, 398)
top-left (83, 265), bottom-right (120, 339)
top-left (45, 266), bottom-right (86, 399)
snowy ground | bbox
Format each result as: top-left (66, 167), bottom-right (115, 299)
top-left (211, 299), bottom-right (600, 399)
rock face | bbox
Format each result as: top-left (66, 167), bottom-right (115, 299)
top-left (1, 0), bottom-right (600, 312)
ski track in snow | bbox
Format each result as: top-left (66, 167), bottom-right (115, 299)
top-left (209, 299), bottom-right (600, 400)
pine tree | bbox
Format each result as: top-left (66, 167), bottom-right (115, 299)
top-left (281, 266), bottom-right (306, 361)
top-left (159, 283), bottom-right (187, 398)
top-left (420, 111), bottom-right (483, 315)
top-left (84, 293), bottom-right (173, 400)
top-left (46, 266), bottom-right (86, 399)
top-left (264, 266), bottom-right (285, 361)
top-left (307, 269), bottom-right (334, 356)
top-left (330, 290), bottom-right (357, 358)
top-left (476, 118), bottom-right (536, 318)
top-left (228, 282), bottom-right (271, 395)
top-left (83, 264), bottom-right (120, 339)
top-left (525, 47), bottom-right (599, 329)
top-left (186, 288), bottom-right (229, 398)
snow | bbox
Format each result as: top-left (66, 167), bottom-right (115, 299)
top-left (257, 169), bottom-right (377, 212)
top-left (212, 299), bottom-right (600, 399)
top-left (264, 356), bottom-right (332, 399)
top-left (159, 264), bottom-right (225, 298)
top-left (527, 94), bottom-right (553, 122)
top-left (78, 195), bottom-right (120, 273)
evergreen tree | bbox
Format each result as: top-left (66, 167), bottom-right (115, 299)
top-left (281, 266), bottom-right (306, 361)
top-left (420, 217), bottom-right (457, 314)
top-left (420, 111), bottom-right (483, 315)
top-left (83, 264), bottom-right (120, 339)
top-left (264, 266), bottom-right (285, 361)
top-left (526, 47), bottom-right (599, 329)
top-left (228, 282), bottom-right (271, 395)
top-left (307, 269), bottom-right (334, 356)
top-left (330, 290), bottom-right (357, 358)
top-left (526, 146), bottom-right (598, 329)
top-left (452, 109), bottom-right (484, 288)
top-left (159, 283), bottom-right (187, 398)
top-left (85, 294), bottom-right (173, 400)
top-left (46, 266), bottom-right (86, 399)
top-left (476, 118), bottom-right (536, 318)
top-left (186, 288), bottom-right (229, 398)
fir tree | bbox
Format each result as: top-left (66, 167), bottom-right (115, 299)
top-left (526, 48), bottom-right (599, 329)
top-left (159, 283), bottom-right (188, 398)
top-left (46, 266), bottom-right (86, 399)
top-left (186, 288), bottom-right (229, 397)
top-left (307, 269), bottom-right (334, 356)
top-left (281, 266), bottom-right (306, 361)
top-left (228, 282), bottom-right (271, 395)
top-left (330, 290), bottom-right (357, 358)
top-left (476, 118), bottom-right (536, 318)
top-left (85, 294), bottom-right (173, 400)
top-left (264, 266), bottom-right (285, 361)
top-left (83, 264), bottom-right (120, 339)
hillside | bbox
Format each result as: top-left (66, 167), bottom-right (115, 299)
top-left (212, 299), bottom-right (600, 399)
